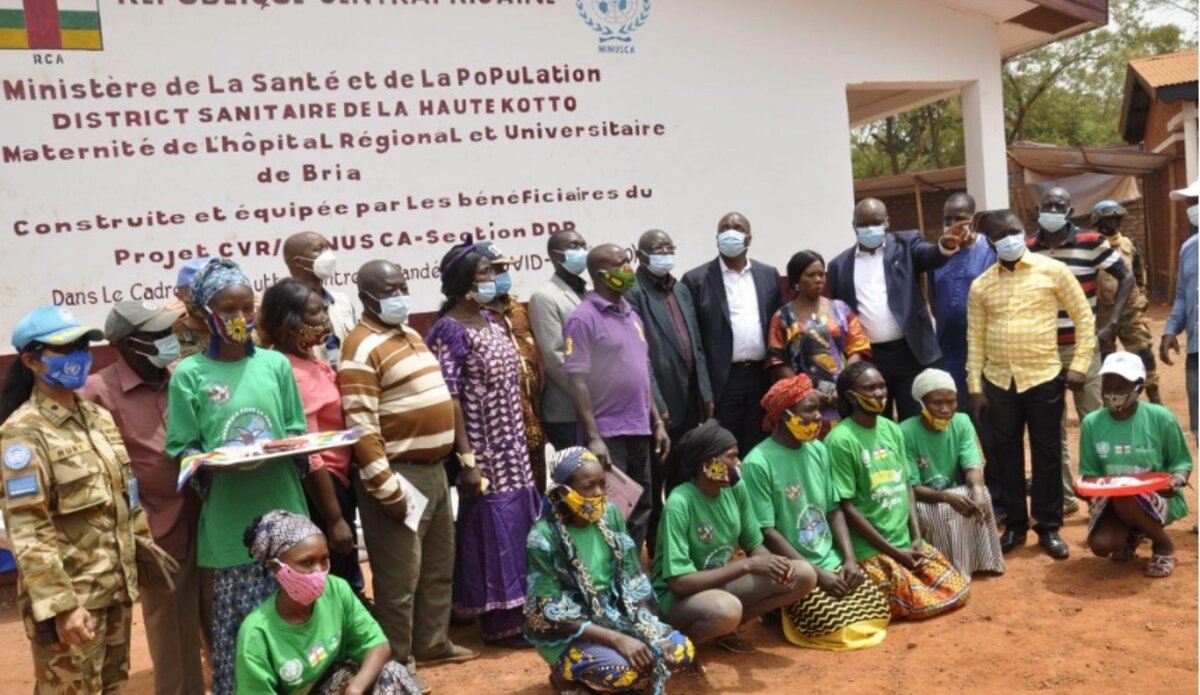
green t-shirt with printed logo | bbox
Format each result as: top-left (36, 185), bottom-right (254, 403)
top-left (899, 413), bottom-right (982, 491)
top-left (827, 418), bottom-right (912, 562)
top-left (742, 437), bottom-right (842, 571)
top-left (1079, 403), bottom-right (1193, 524)
top-left (651, 481), bottom-right (763, 615)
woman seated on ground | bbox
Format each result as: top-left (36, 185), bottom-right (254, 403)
top-left (651, 420), bottom-right (816, 662)
top-left (742, 375), bottom-right (890, 651)
top-left (899, 368), bottom-right (1005, 581)
top-left (525, 447), bottom-right (694, 694)
top-left (825, 362), bottom-right (969, 620)
top-left (1081, 352), bottom-right (1193, 578)
top-left (236, 510), bottom-right (420, 695)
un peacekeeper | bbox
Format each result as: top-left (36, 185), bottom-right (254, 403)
top-left (0, 305), bottom-right (178, 694)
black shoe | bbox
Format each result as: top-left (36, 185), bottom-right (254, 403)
top-left (1000, 529), bottom-right (1027, 554)
top-left (1038, 531), bottom-right (1070, 560)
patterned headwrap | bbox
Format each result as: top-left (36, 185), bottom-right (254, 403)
top-left (246, 510), bottom-right (322, 564)
top-left (671, 420), bottom-right (738, 479)
top-left (440, 244), bottom-right (480, 276)
top-left (911, 368), bottom-right (956, 403)
top-left (190, 258), bottom-right (252, 313)
top-left (760, 374), bottom-right (816, 432)
top-left (550, 446), bottom-right (600, 486)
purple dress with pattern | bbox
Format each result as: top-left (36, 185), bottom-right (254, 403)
top-left (426, 315), bottom-right (540, 640)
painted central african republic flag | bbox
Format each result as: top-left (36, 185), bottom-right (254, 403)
top-left (0, 0), bottom-right (102, 50)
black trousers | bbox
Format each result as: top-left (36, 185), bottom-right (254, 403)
top-left (306, 468), bottom-right (365, 594)
top-left (870, 339), bottom-right (930, 421)
top-left (605, 435), bottom-right (653, 554)
top-left (980, 375), bottom-right (1065, 534)
top-left (714, 362), bottom-right (769, 458)
top-left (647, 391), bottom-right (701, 559)
top-left (543, 421), bottom-right (579, 451)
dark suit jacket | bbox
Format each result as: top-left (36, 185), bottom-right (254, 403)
top-left (825, 230), bottom-right (952, 367)
top-left (626, 267), bottom-right (714, 422)
top-left (681, 257), bottom-right (783, 403)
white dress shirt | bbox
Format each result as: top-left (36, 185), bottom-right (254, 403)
top-left (721, 257), bottom-right (767, 361)
top-left (853, 248), bottom-right (905, 343)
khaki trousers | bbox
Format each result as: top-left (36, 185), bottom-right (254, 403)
top-left (1058, 343), bottom-right (1102, 504)
top-left (30, 602), bottom-right (131, 695)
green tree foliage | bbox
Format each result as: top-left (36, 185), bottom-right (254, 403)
top-left (850, 0), bottom-right (1198, 180)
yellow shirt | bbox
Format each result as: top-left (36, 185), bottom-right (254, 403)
top-left (966, 251), bottom-right (1095, 394)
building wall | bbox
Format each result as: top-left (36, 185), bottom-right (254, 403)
top-left (1144, 99), bottom-right (1185, 152)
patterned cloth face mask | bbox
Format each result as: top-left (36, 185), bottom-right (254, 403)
top-left (562, 487), bottom-right (607, 524)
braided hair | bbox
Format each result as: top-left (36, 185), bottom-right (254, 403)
top-left (836, 360), bottom-right (880, 419)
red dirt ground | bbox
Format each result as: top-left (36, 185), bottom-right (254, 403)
top-left (0, 303), bottom-right (1194, 694)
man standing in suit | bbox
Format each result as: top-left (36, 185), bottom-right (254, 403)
top-left (826, 198), bottom-right (967, 420)
top-left (529, 230), bottom-right (590, 450)
top-left (683, 212), bottom-right (783, 457)
top-left (626, 229), bottom-right (714, 553)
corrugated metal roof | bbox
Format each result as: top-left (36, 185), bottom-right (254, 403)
top-left (1130, 49), bottom-right (1198, 89)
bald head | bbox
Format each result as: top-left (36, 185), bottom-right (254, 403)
top-left (284, 231), bottom-right (331, 280)
top-left (853, 198), bottom-right (889, 227)
top-left (587, 244), bottom-right (627, 276)
top-left (638, 229), bottom-right (672, 253)
top-left (717, 212), bottom-right (750, 235)
top-left (357, 260), bottom-right (403, 296)
top-left (1039, 186), bottom-right (1072, 213)
top-left (943, 192), bottom-right (975, 230)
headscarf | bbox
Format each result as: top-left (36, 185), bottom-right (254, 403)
top-left (245, 510), bottom-right (323, 564)
top-left (550, 446), bottom-right (599, 487)
top-left (671, 419), bottom-right (738, 479)
top-left (911, 368), bottom-right (956, 404)
top-left (190, 258), bottom-right (252, 313)
top-left (761, 374), bottom-right (816, 432)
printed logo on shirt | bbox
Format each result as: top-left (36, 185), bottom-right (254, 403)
top-left (795, 505), bottom-right (829, 553)
top-left (873, 447), bottom-right (889, 461)
top-left (1114, 444), bottom-right (1132, 455)
top-left (279, 659), bottom-right (304, 685)
top-left (860, 450), bottom-right (871, 467)
top-left (916, 455), bottom-right (931, 472)
top-left (1096, 441), bottom-right (1111, 458)
top-left (696, 524), bottom-right (714, 543)
top-left (869, 469), bottom-right (904, 490)
top-left (703, 546), bottom-right (734, 570)
top-left (307, 644), bottom-right (328, 668)
top-left (219, 408), bottom-right (276, 449)
top-left (784, 483), bottom-right (803, 502)
top-left (206, 381), bottom-right (232, 406)
top-left (3, 444), bottom-right (32, 471)
top-left (328, 631), bottom-right (341, 651)
top-left (564, 337), bottom-right (574, 356)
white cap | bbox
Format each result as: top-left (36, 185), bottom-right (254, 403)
top-left (1099, 352), bottom-right (1146, 383)
top-left (1170, 179), bottom-right (1200, 200)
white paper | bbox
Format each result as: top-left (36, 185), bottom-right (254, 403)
top-left (395, 472), bottom-right (429, 533)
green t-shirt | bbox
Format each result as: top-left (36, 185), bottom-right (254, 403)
top-left (899, 413), bottom-right (982, 491)
top-left (165, 350), bottom-right (309, 568)
top-left (1079, 403), bottom-right (1194, 524)
top-left (827, 417), bottom-right (912, 562)
top-left (651, 481), bottom-right (763, 615)
top-left (235, 575), bottom-right (386, 695)
top-left (742, 437), bottom-right (842, 571)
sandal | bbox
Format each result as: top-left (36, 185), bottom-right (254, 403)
top-left (714, 634), bottom-right (757, 654)
top-left (1111, 531), bottom-right (1143, 562)
top-left (1144, 553), bottom-right (1176, 578)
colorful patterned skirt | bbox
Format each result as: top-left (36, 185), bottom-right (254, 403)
top-left (782, 571), bottom-right (890, 651)
top-left (314, 659), bottom-right (421, 695)
top-left (915, 485), bottom-right (1006, 580)
top-left (555, 631), bottom-right (693, 694)
top-left (1088, 492), bottom-right (1169, 535)
top-left (860, 541), bottom-right (970, 620)
top-left (211, 562), bottom-right (276, 695)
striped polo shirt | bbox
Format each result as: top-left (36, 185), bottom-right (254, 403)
top-left (338, 316), bottom-right (455, 504)
top-left (1027, 224), bottom-right (1125, 345)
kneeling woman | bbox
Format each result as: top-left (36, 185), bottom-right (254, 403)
top-left (826, 362), bottom-right (969, 620)
top-left (236, 510), bottom-right (420, 695)
top-left (525, 448), bottom-right (693, 694)
top-left (1081, 352), bottom-right (1193, 578)
top-left (652, 420), bottom-right (816, 658)
top-left (899, 369), bottom-right (1005, 580)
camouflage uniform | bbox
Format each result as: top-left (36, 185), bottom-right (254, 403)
top-left (1097, 233), bottom-right (1160, 391)
top-left (0, 389), bottom-right (153, 694)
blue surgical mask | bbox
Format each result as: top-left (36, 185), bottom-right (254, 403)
top-left (1038, 211), bottom-right (1068, 232)
top-left (559, 248), bottom-right (588, 276)
top-left (371, 293), bottom-right (411, 326)
top-left (994, 233), bottom-right (1027, 262)
top-left (134, 334), bottom-right (181, 368)
top-left (1188, 204), bottom-right (1199, 228)
top-left (40, 350), bottom-right (92, 390)
top-left (717, 230), bottom-right (747, 258)
top-left (471, 281), bottom-right (498, 305)
top-left (855, 225), bottom-right (886, 249)
top-left (494, 272), bottom-right (513, 297)
top-left (645, 254), bottom-right (676, 277)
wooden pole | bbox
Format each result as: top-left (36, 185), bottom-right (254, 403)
top-left (914, 179), bottom-right (926, 238)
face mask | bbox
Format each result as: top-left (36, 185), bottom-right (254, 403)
top-left (645, 254), bottom-right (676, 277)
top-left (784, 413), bottom-right (821, 443)
top-left (855, 225), bottom-right (886, 249)
top-left (296, 320), bottom-right (332, 350)
top-left (494, 272), bottom-right (513, 297)
top-left (1038, 211), bottom-right (1068, 232)
top-left (274, 563), bottom-right (328, 606)
top-left (559, 248), bottom-right (588, 276)
top-left (1188, 204), bottom-right (1199, 228)
top-left (371, 294), bottom-right (411, 326)
top-left (994, 233), bottom-right (1026, 262)
top-left (133, 335), bottom-right (181, 368)
top-left (921, 408), bottom-right (952, 432)
top-left (600, 266), bottom-right (637, 293)
top-left (717, 230), bottom-right (747, 258)
top-left (702, 458), bottom-right (730, 483)
top-left (302, 250), bottom-right (338, 281)
top-left (561, 487), bottom-right (607, 524)
top-left (1103, 387), bottom-right (1140, 414)
top-left (209, 312), bottom-right (254, 345)
top-left (39, 350), bottom-right (92, 390)
top-left (851, 391), bottom-right (886, 414)
top-left (470, 281), bottom-right (498, 305)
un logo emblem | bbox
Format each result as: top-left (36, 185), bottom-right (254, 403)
top-left (577, 0), bottom-right (650, 54)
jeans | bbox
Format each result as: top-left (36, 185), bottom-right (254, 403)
top-left (604, 435), bottom-right (653, 553)
top-left (981, 376), bottom-right (1066, 535)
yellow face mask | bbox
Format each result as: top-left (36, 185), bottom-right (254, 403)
top-left (785, 414), bottom-right (821, 443)
top-left (702, 459), bottom-right (729, 482)
top-left (852, 391), bottom-right (886, 414)
top-left (561, 487), bottom-right (607, 524)
top-left (921, 408), bottom-right (952, 432)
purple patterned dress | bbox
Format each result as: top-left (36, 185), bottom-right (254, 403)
top-left (426, 314), bottom-right (541, 640)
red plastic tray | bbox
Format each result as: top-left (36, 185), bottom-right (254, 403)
top-left (1075, 472), bottom-right (1173, 498)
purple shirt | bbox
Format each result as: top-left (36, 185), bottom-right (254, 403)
top-left (563, 292), bottom-right (652, 438)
